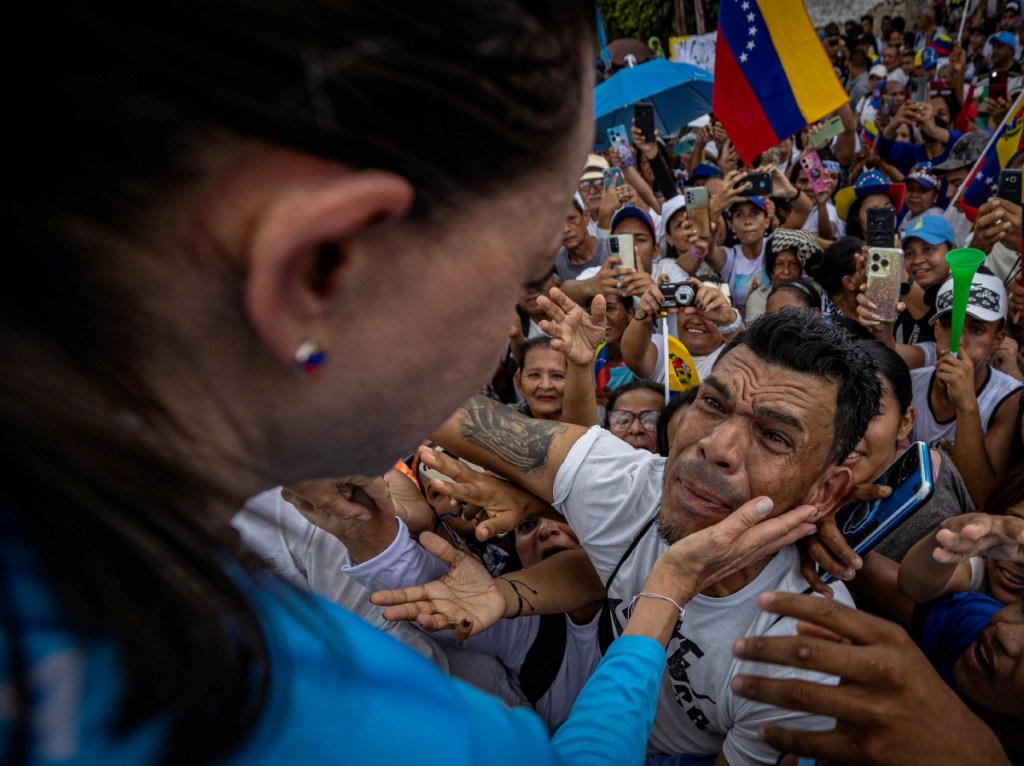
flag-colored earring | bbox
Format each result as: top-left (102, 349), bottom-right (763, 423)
top-left (292, 339), bottom-right (327, 375)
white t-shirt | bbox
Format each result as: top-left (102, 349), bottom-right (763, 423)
top-left (719, 240), bottom-right (769, 319)
top-left (801, 201), bottom-right (845, 238)
top-left (233, 490), bottom-right (448, 668)
top-left (552, 429), bottom-right (852, 764)
top-left (910, 366), bottom-right (1023, 448)
top-left (343, 518), bottom-right (601, 732)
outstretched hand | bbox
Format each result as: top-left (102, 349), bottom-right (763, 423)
top-left (371, 531), bottom-right (508, 640)
top-left (538, 287), bottom-right (606, 366)
top-left (932, 512), bottom-right (1024, 564)
top-left (417, 445), bottom-right (550, 541)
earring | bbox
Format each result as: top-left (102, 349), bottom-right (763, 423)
top-left (292, 339), bottom-right (327, 376)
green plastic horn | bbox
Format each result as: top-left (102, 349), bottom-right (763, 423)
top-left (944, 247), bottom-right (987, 356)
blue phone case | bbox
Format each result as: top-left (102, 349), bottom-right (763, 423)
top-left (821, 442), bottom-right (934, 584)
top-left (603, 167), bottom-right (624, 190)
top-left (607, 124), bottom-right (629, 149)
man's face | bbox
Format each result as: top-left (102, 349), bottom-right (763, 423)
top-left (515, 516), bottom-right (581, 569)
top-left (942, 166), bottom-right (969, 199)
top-left (992, 41), bottom-right (1015, 68)
top-left (770, 251), bottom-right (801, 283)
top-left (901, 52), bottom-right (915, 75)
top-left (562, 204), bottom-right (589, 250)
top-left (1001, 9), bottom-right (1020, 31)
top-left (612, 217), bottom-right (655, 272)
top-left (517, 271), bottom-right (557, 318)
top-left (882, 45), bottom-right (899, 70)
top-left (889, 29), bottom-right (904, 47)
top-left (659, 345), bottom-right (841, 543)
top-left (953, 601), bottom-right (1024, 721)
top-left (861, 17), bottom-right (873, 34)
top-left (578, 176), bottom-right (603, 216)
top-left (933, 314), bottom-right (1005, 372)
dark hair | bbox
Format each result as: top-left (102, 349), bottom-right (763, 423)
top-left (3, 3), bottom-right (595, 763)
top-left (849, 49), bottom-right (870, 69)
top-left (657, 388), bottom-right (699, 455)
top-left (858, 340), bottom-right (912, 415)
top-left (604, 380), bottom-right (664, 428)
top-left (844, 197), bottom-right (871, 238)
top-left (516, 335), bottom-right (560, 371)
top-left (806, 236), bottom-right (864, 296)
top-left (767, 279), bottom-right (822, 310)
top-left (718, 309), bottom-right (881, 466)
top-left (891, 15), bottom-right (906, 33)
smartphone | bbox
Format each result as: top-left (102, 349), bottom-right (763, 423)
top-left (608, 233), bottom-right (636, 271)
top-left (685, 187), bottom-right (711, 239)
top-left (820, 442), bottom-right (935, 583)
top-left (866, 206), bottom-right (896, 248)
top-left (811, 114), bottom-right (844, 149)
top-left (878, 95), bottom-right (895, 124)
top-left (607, 124), bottom-right (630, 150)
top-left (910, 77), bottom-right (930, 103)
top-left (676, 132), bottom-right (697, 155)
top-left (603, 167), bottom-right (624, 191)
top-left (865, 247), bottom-right (905, 322)
top-left (997, 168), bottom-right (1022, 204)
top-left (799, 151), bottom-right (832, 196)
top-left (633, 102), bottom-right (656, 142)
top-left (738, 171), bottom-right (773, 197)
top-left (989, 70), bottom-right (1008, 101)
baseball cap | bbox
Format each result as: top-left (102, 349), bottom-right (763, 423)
top-left (906, 164), bottom-right (940, 190)
top-left (835, 169), bottom-right (907, 221)
top-left (869, 63), bottom-right (888, 78)
top-left (915, 47), bottom-right (938, 70)
top-left (1004, 1), bottom-right (1021, 14)
top-left (928, 33), bottom-right (953, 58)
top-left (900, 214), bottom-right (956, 247)
top-left (655, 192), bottom-right (688, 237)
top-left (729, 196), bottom-right (767, 213)
top-left (990, 30), bottom-right (1018, 48)
top-left (690, 162), bottom-right (722, 181)
top-left (580, 153), bottom-right (610, 181)
top-left (931, 270), bottom-right (1008, 325)
top-left (611, 204), bottom-right (656, 237)
top-left (933, 131), bottom-right (991, 172)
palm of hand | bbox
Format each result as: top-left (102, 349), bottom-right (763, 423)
top-left (558, 308), bottom-right (606, 365)
top-left (421, 553), bottom-right (508, 635)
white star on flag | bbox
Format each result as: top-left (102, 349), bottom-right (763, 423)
top-left (749, 25), bottom-right (757, 35)
top-left (747, 12), bottom-right (755, 21)
top-left (741, 0), bottom-right (750, 10)
top-left (740, 53), bottom-right (749, 63)
top-left (747, 40), bottom-right (756, 50)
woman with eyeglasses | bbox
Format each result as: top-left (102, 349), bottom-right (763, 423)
top-left (603, 381), bottom-right (665, 453)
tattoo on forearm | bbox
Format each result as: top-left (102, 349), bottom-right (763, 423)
top-left (459, 395), bottom-right (567, 475)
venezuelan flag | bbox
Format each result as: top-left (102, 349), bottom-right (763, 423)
top-left (961, 93), bottom-right (1024, 216)
top-left (713, 0), bottom-right (848, 164)
top-left (594, 342), bottom-right (611, 392)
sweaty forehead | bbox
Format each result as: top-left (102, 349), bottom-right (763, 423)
top-left (709, 346), bottom-right (837, 430)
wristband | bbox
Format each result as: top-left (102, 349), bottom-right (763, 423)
top-left (689, 246), bottom-right (707, 262)
top-left (714, 308), bottom-right (744, 335)
top-left (787, 188), bottom-right (801, 202)
top-left (629, 592), bottom-right (685, 624)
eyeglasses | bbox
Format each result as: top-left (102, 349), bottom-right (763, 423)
top-left (578, 179), bottom-right (603, 191)
top-left (607, 409), bottom-right (660, 431)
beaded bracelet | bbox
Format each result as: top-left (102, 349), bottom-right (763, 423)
top-left (629, 592), bottom-right (686, 624)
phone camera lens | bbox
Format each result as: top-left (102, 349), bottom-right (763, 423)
top-left (881, 259), bottom-right (889, 268)
top-left (871, 264), bottom-right (879, 272)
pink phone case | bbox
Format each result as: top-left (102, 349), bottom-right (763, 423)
top-left (800, 152), bottom-right (832, 196)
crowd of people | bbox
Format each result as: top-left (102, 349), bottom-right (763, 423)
top-left (3, 1), bottom-right (1024, 765)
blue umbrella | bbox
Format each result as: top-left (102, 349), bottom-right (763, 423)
top-left (594, 58), bottom-right (713, 149)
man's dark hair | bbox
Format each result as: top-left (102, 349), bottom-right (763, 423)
top-left (717, 309), bottom-right (881, 467)
top-left (806, 236), bottom-right (864, 295)
top-left (849, 49), bottom-right (870, 70)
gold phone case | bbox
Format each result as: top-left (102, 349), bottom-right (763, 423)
top-left (865, 248), bottom-right (904, 323)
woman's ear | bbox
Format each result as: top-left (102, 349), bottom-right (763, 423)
top-left (897, 405), bottom-right (916, 443)
top-left (244, 169), bottom-right (413, 367)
